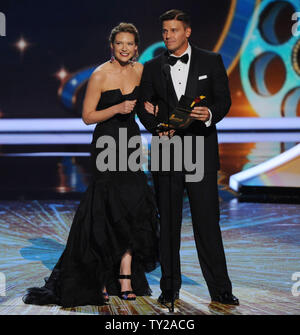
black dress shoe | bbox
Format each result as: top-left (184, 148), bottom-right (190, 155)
top-left (157, 290), bottom-right (179, 304)
top-left (211, 292), bottom-right (239, 305)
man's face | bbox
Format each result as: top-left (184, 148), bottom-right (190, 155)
top-left (162, 19), bottom-right (191, 54)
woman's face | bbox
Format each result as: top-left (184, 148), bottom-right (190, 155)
top-left (111, 32), bottom-right (137, 63)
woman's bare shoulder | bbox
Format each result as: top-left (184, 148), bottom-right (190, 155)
top-left (134, 62), bottom-right (144, 75)
top-left (91, 62), bottom-right (113, 81)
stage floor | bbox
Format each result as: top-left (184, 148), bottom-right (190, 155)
top-left (0, 198), bottom-right (299, 315)
top-left (0, 139), bottom-right (300, 314)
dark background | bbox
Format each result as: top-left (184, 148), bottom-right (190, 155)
top-left (0, 0), bottom-right (230, 118)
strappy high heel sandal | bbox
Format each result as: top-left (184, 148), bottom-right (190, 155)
top-left (102, 287), bottom-right (109, 303)
top-left (118, 275), bottom-right (136, 301)
top-left (102, 291), bottom-right (109, 303)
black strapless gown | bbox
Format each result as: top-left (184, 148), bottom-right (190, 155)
top-left (23, 86), bottom-right (159, 307)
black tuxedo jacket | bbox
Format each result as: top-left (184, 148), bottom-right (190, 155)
top-left (137, 44), bottom-right (231, 173)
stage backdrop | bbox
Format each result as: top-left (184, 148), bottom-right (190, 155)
top-left (0, 0), bottom-right (299, 120)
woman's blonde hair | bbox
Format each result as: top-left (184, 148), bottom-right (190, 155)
top-left (109, 22), bottom-right (139, 46)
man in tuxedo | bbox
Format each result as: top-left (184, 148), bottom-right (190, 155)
top-left (138, 9), bottom-right (239, 306)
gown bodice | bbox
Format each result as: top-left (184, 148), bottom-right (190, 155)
top-left (95, 86), bottom-right (139, 125)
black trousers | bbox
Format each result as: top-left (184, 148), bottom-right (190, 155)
top-left (152, 171), bottom-right (232, 298)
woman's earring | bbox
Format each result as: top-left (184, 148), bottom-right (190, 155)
top-left (130, 50), bottom-right (139, 66)
top-left (110, 50), bottom-right (115, 63)
top-left (132, 50), bottom-right (139, 62)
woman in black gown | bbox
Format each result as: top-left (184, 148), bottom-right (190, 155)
top-left (23, 23), bottom-right (159, 307)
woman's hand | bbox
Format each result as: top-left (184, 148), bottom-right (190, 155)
top-left (158, 129), bottom-right (176, 138)
top-left (144, 101), bottom-right (159, 116)
top-left (118, 100), bottom-right (137, 114)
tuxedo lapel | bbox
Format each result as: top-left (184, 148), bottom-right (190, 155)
top-left (160, 52), bottom-right (168, 96)
top-left (185, 46), bottom-right (200, 99)
top-left (160, 52), bottom-right (178, 109)
top-left (167, 78), bottom-right (179, 108)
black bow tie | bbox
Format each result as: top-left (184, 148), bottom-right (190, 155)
top-left (167, 53), bottom-right (189, 66)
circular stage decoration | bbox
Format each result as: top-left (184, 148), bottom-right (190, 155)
top-left (240, 0), bottom-right (300, 117)
top-left (248, 51), bottom-right (286, 96)
top-left (292, 38), bottom-right (300, 76)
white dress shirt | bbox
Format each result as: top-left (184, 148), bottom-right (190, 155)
top-left (169, 43), bottom-right (212, 127)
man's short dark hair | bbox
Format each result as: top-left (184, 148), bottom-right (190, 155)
top-left (159, 9), bottom-right (191, 28)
